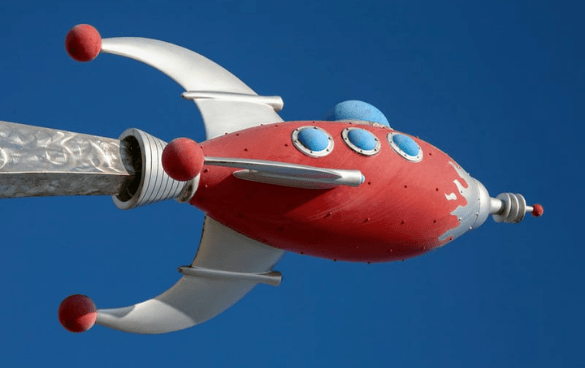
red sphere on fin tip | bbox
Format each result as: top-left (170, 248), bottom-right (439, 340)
top-left (162, 138), bottom-right (205, 181)
top-left (65, 24), bottom-right (101, 62)
top-left (58, 294), bottom-right (97, 333)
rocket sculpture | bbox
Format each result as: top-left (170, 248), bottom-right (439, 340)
top-left (0, 25), bottom-right (543, 334)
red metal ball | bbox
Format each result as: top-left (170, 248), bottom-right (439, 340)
top-left (532, 204), bottom-right (544, 217)
top-left (65, 24), bottom-right (101, 62)
top-left (58, 294), bottom-right (97, 333)
top-left (162, 138), bottom-right (205, 181)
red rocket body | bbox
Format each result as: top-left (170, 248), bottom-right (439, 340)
top-left (190, 121), bottom-right (471, 263)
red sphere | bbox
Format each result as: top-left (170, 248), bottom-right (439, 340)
top-left (58, 294), bottom-right (97, 333)
top-left (162, 138), bottom-right (205, 181)
top-left (65, 24), bottom-right (101, 62)
top-left (532, 204), bottom-right (544, 217)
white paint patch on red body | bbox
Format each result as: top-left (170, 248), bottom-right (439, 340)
top-left (445, 193), bottom-right (458, 201)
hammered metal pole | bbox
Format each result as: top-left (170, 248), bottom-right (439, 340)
top-left (0, 120), bottom-right (134, 198)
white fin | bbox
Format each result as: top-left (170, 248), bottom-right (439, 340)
top-left (101, 37), bottom-right (283, 139)
top-left (96, 216), bottom-right (284, 334)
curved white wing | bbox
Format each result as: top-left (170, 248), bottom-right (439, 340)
top-left (100, 37), bottom-right (284, 139)
top-left (96, 217), bottom-right (284, 334)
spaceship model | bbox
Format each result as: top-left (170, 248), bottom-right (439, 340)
top-left (0, 25), bottom-right (543, 334)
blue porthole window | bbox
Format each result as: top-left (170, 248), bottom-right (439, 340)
top-left (342, 128), bottom-right (380, 156)
top-left (387, 132), bottom-right (423, 162)
top-left (292, 126), bottom-right (334, 157)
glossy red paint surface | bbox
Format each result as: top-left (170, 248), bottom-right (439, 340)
top-left (191, 121), bottom-right (469, 262)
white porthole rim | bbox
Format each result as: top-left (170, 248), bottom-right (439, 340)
top-left (291, 126), bottom-right (335, 158)
top-left (387, 132), bottom-right (423, 162)
top-left (341, 127), bottom-right (381, 156)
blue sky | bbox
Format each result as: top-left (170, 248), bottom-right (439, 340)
top-left (0, 1), bottom-right (583, 367)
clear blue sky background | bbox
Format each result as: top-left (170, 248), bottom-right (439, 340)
top-left (0, 1), bottom-right (582, 367)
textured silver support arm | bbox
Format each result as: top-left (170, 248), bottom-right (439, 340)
top-left (0, 121), bottom-right (191, 209)
top-left (0, 121), bottom-right (134, 198)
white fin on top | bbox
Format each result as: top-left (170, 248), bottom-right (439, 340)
top-left (101, 37), bottom-right (284, 139)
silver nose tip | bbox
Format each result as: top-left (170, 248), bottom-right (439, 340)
top-left (490, 193), bottom-right (542, 223)
top-left (473, 180), bottom-right (543, 227)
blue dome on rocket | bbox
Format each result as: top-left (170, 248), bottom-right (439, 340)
top-left (324, 100), bottom-right (390, 127)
